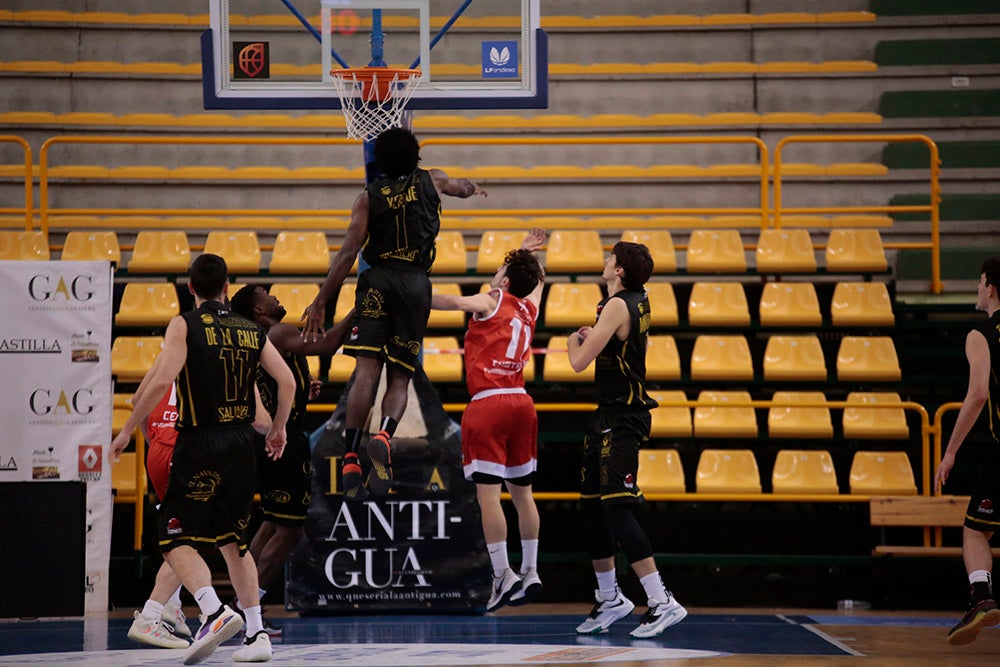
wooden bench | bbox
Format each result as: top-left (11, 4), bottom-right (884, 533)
top-left (869, 495), bottom-right (1000, 557)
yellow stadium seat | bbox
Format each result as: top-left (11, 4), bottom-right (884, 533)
top-left (268, 283), bottom-right (320, 327)
top-left (693, 390), bottom-right (758, 438)
top-left (772, 450), bottom-right (839, 495)
top-left (127, 231), bottom-right (189, 273)
top-left (842, 392), bottom-right (909, 439)
top-left (647, 335), bottom-right (681, 381)
top-left (755, 229), bottom-right (816, 273)
top-left (637, 449), bottom-right (686, 493)
top-left (112, 393), bottom-right (132, 437)
top-left (111, 451), bottom-right (147, 500)
top-left (476, 231), bottom-right (528, 273)
top-left (690, 335), bottom-right (754, 381)
top-left (542, 335), bottom-right (593, 382)
top-left (428, 283), bottom-right (466, 328)
top-left (836, 336), bottom-right (900, 381)
top-left (431, 231), bottom-right (468, 275)
top-left (335, 282), bottom-right (356, 324)
top-left (328, 350), bottom-right (356, 382)
top-left (849, 451), bottom-right (917, 495)
top-left (696, 449), bottom-right (762, 494)
top-left (543, 282), bottom-right (602, 328)
top-left (111, 335), bottom-right (163, 381)
top-left (645, 282), bottom-right (679, 327)
top-left (686, 230), bottom-right (746, 273)
top-left (422, 336), bottom-right (463, 382)
top-left (763, 335), bottom-right (827, 381)
top-left (648, 390), bottom-right (692, 438)
top-left (687, 281), bottom-right (750, 326)
top-left (203, 231), bottom-right (261, 274)
top-left (768, 391), bottom-right (833, 439)
top-left (621, 229), bottom-right (677, 273)
top-left (269, 231), bottom-right (329, 274)
top-left (830, 282), bottom-right (894, 327)
top-left (545, 230), bottom-right (604, 273)
top-left (825, 229), bottom-right (887, 272)
top-left (114, 282), bottom-right (179, 327)
top-left (61, 231), bottom-right (120, 263)
top-left (306, 355), bottom-right (320, 381)
top-left (0, 230), bottom-right (49, 260)
top-left (758, 282), bottom-right (822, 327)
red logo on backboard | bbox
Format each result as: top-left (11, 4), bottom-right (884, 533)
top-left (78, 445), bottom-right (101, 481)
top-left (234, 42), bottom-right (269, 79)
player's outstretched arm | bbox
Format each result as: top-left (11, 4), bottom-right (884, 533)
top-left (429, 168), bottom-right (486, 198)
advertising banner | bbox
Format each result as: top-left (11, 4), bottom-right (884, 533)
top-left (0, 261), bottom-right (113, 613)
top-left (287, 369), bottom-right (490, 612)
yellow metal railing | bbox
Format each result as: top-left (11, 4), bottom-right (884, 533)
top-left (0, 135), bottom-right (32, 228)
top-left (774, 134), bottom-right (942, 292)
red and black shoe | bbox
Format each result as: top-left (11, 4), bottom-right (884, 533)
top-left (341, 452), bottom-right (367, 502)
top-left (365, 430), bottom-right (393, 496)
top-left (947, 596), bottom-right (1000, 645)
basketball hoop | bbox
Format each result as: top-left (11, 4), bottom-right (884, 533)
top-left (329, 66), bottom-right (421, 141)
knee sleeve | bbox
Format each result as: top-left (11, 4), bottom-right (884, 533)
top-left (580, 497), bottom-right (616, 561)
top-left (605, 504), bottom-right (653, 563)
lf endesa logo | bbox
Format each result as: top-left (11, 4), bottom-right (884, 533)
top-left (27, 273), bottom-right (96, 311)
top-left (28, 387), bottom-right (96, 425)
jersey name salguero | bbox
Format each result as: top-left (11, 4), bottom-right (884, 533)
top-left (176, 300), bottom-right (265, 429)
top-left (257, 346), bottom-right (309, 426)
top-left (363, 168), bottom-right (441, 271)
top-left (594, 290), bottom-right (657, 410)
top-left (975, 309), bottom-right (1000, 442)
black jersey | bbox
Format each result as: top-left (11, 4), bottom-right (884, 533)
top-left (594, 290), bottom-right (657, 410)
top-left (974, 309), bottom-right (1000, 442)
top-left (257, 346), bottom-right (310, 426)
top-left (362, 168), bottom-right (441, 271)
top-left (176, 300), bottom-right (266, 429)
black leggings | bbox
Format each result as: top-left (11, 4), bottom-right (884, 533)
top-left (580, 497), bottom-right (653, 563)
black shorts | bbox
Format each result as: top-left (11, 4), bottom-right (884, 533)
top-left (580, 409), bottom-right (650, 506)
top-left (343, 263), bottom-right (431, 376)
top-left (964, 454), bottom-right (1000, 533)
top-left (158, 425), bottom-right (257, 554)
top-left (256, 427), bottom-right (312, 526)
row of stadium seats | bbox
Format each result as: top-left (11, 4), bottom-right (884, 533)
top-left (0, 228), bottom-right (890, 275)
top-left (638, 449), bottom-right (916, 495)
top-left (110, 334), bottom-right (902, 385)
top-left (112, 279), bottom-right (894, 330)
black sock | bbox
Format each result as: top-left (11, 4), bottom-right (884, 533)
top-left (345, 429), bottom-right (362, 454)
top-left (380, 417), bottom-right (398, 438)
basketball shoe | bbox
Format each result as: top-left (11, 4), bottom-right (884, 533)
top-left (366, 431), bottom-right (393, 496)
top-left (575, 588), bottom-right (635, 634)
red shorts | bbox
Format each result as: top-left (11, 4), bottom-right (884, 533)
top-left (461, 391), bottom-right (537, 480)
top-left (146, 440), bottom-right (174, 502)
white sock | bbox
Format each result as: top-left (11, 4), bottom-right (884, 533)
top-left (141, 599), bottom-right (164, 622)
top-left (970, 570), bottom-right (992, 592)
top-left (243, 605), bottom-right (264, 638)
top-left (487, 541), bottom-right (510, 577)
top-left (639, 571), bottom-right (669, 606)
top-left (194, 586), bottom-right (222, 617)
top-left (167, 586), bottom-right (183, 608)
top-left (520, 539), bottom-right (539, 573)
top-left (596, 569), bottom-right (618, 600)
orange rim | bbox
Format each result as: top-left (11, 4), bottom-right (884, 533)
top-left (330, 66), bottom-right (421, 102)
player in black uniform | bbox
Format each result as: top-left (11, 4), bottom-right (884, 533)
top-left (230, 284), bottom-right (353, 635)
top-left (566, 241), bottom-right (687, 639)
top-left (111, 254), bottom-right (295, 664)
top-left (935, 255), bottom-right (1000, 645)
top-left (302, 127), bottom-right (486, 499)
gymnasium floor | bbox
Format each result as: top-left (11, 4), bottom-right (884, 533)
top-left (1, 604), bottom-right (997, 666)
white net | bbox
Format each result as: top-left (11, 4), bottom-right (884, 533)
top-left (330, 68), bottom-right (421, 141)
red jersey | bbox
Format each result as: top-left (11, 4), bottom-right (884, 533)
top-left (463, 289), bottom-right (537, 398)
top-left (147, 384), bottom-right (179, 447)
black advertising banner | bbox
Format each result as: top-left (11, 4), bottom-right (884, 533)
top-left (287, 368), bottom-right (490, 612)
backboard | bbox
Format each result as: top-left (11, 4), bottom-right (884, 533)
top-left (203, 0), bottom-right (546, 110)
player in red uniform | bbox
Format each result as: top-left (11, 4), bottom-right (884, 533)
top-left (431, 228), bottom-right (546, 611)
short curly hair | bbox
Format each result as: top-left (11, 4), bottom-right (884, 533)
top-left (502, 249), bottom-right (543, 298)
top-left (373, 127), bottom-right (421, 178)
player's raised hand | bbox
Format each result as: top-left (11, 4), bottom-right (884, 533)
top-left (301, 301), bottom-right (325, 342)
top-left (522, 227), bottom-right (546, 253)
